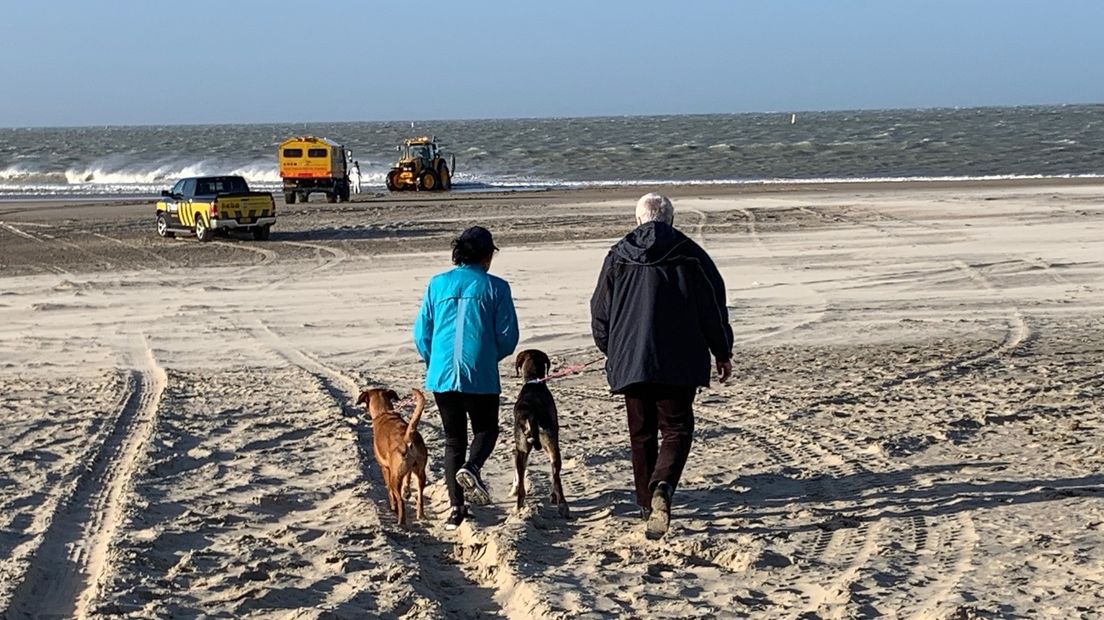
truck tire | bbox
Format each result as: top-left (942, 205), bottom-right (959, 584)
top-left (194, 216), bottom-right (213, 242)
top-left (156, 213), bottom-right (175, 238)
top-left (386, 170), bottom-right (401, 192)
top-left (298, 192), bottom-right (309, 203)
top-left (252, 225), bottom-right (271, 241)
top-left (438, 164), bottom-right (452, 190)
top-left (339, 181), bottom-right (351, 202)
top-left (326, 191), bottom-right (337, 203)
top-left (285, 191), bottom-right (296, 204)
top-left (418, 169), bottom-right (439, 192)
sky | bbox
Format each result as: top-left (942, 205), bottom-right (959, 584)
top-left (1, 0), bottom-right (1102, 127)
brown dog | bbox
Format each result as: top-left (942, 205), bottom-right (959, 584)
top-left (355, 388), bottom-right (428, 525)
top-left (512, 349), bottom-right (569, 517)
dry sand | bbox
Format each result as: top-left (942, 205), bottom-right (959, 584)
top-left (1, 181), bottom-right (1103, 619)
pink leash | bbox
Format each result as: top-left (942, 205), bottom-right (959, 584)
top-left (528, 357), bottom-right (604, 384)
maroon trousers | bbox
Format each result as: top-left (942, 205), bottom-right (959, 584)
top-left (623, 383), bottom-right (697, 508)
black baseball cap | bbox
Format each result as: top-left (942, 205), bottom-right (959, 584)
top-left (456, 226), bottom-right (498, 256)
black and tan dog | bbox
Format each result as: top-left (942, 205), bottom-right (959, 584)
top-left (511, 349), bottom-right (570, 517)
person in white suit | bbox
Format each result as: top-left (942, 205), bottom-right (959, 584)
top-left (350, 160), bottom-right (362, 194)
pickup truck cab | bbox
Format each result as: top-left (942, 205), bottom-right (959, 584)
top-left (156, 176), bottom-right (276, 242)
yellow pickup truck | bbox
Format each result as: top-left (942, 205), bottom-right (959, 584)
top-left (155, 176), bottom-right (276, 241)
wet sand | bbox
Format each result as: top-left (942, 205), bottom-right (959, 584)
top-left (2, 180), bottom-right (1103, 618)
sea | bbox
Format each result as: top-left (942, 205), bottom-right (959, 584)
top-left (1, 105), bottom-right (1102, 198)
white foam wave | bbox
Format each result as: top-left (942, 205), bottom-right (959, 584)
top-left (2, 167), bottom-right (1102, 198)
top-left (0, 165), bottom-right (64, 181)
top-left (60, 160), bottom-right (285, 187)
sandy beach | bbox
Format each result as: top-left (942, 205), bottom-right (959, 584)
top-left (1, 180), bottom-right (1103, 618)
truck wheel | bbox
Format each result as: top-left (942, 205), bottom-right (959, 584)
top-left (438, 164), bottom-right (452, 190)
top-left (298, 192), bottom-right (309, 203)
top-left (285, 192), bottom-right (296, 204)
top-left (156, 213), bottom-right (175, 238)
top-left (194, 216), bottom-right (213, 242)
top-left (326, 191), bottom-right (337, 203)
top-left (386, 170), bottom-right (401, 192)
top-left (252, 225), bottom-right (271, 241)
top-left (339, 182), bottom-right (351, 202)
top-left (418, 169), bottom-right (439, 191)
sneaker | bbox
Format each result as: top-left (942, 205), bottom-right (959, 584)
top-left (646, 482), bottom-right (672, 540)
top-left (456, 465), bottom-right (492, 506)
top-left (445, 505), bottom-right (468, 531)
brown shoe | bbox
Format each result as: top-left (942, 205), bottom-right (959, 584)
top-left (645, 482), bottom-right (671, 540)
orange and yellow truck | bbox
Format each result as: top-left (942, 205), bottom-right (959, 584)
top-left (278, 136), bottom-right (352, 204)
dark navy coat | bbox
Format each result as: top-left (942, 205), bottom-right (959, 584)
top-left (590, 222), bottom-right (733, 393)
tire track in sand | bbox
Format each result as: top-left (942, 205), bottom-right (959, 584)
top-left (685, 208), bottom-right (707, 245)
top-left (281, 240), bottom-right (348, 272)
top-left (795, 206), bottom-right (1031, 389)
top-left (761, 207), bottom-right (988, 616)
top-left (547, 385), bottom-right (894, 617)
top-left (6, 337), bottom-right (165, 619)
top-left (695, 400), bottom-right (892, 618)
top-left (0, 375), bottom-right (123, 614)
top-left (256, 241), bottom-right (347, 291)
top-left (734, 207), bottom-right (832, 345)
top-left (211, 240), bottom-right (277, 276)
top-left (0, 220), bottom-right (138, 272)
top-left (693, 207), bottom-right (890, 614)
top-left (697, 397), bottom-right (978, 619)
top-left (90, 232), bottom-right (175, 269)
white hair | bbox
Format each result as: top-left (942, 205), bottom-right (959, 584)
top-left (635, 193), bottom-right (674, 225)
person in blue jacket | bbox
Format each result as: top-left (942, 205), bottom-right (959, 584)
top-left (414, 226), bottom-right (519, 529)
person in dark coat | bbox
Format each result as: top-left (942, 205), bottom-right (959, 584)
top-left (590, 193), bottom-right (733, 539)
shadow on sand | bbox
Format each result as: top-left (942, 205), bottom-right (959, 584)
top-left (678, 463), bottom-right (1104, 535)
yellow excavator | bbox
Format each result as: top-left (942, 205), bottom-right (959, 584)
top-left (385, 136), bottom-right (454, 192)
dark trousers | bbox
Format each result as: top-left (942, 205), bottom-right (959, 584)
top-left (434, 391), bottom-right (500, 507)
top-left (623, 383), bottom-right (697, 508)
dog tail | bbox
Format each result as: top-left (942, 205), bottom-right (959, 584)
top-left (403, 389), bottom-right (425, 446)
top-left (524, 410), bottom-right (542, 451)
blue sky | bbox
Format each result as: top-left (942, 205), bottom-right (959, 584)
top-left (1, 0), bottom-right (1102, 127)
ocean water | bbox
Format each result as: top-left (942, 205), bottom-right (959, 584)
top-left (1, 105), bottom-right (1102, 198)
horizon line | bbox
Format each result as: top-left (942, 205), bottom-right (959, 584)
top-left (2, 101), bottom-right (1102, 131)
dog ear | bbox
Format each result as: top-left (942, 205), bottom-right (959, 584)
top-left (355, 390), bottom-right (371, 408)
top-left (514, 350), bottom-right (529, 377)
top-left (537, 351), bottom-right (552, 376)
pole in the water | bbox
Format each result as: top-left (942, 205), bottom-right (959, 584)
top-left (791, 113), bottom-right (797, 125)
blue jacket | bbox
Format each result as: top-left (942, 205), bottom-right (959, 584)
top-left (414, 264), bottom-right (520, 394)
